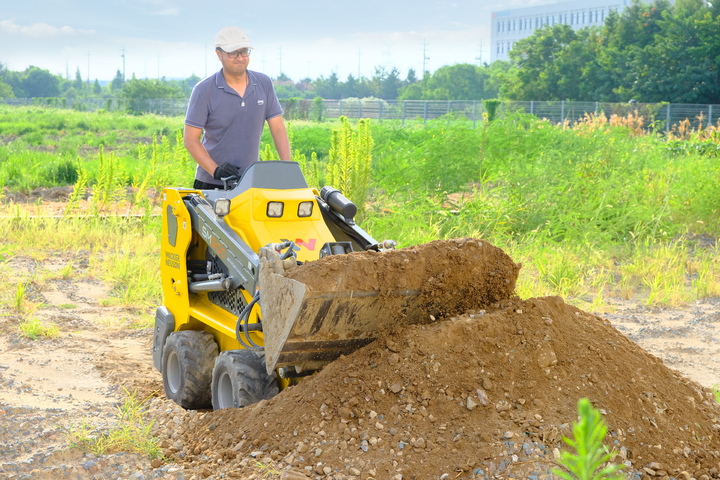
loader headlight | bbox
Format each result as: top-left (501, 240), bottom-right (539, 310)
top-left (214, 199), bottom-right (231, 217)
top-left (298, 201), bottom-right (313, 217)
top-left (267, 202), bottom-right (284, 217)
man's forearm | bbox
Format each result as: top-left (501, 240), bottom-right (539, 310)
top-left (268, 117), bottom-right (291, 161)
top-left (185, 138), bottom-right (218, 176)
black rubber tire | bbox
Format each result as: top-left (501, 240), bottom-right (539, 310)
top-left (162, 331), bottom-right (218, 409)
top-left (211, 350), bottom-right (280, 410)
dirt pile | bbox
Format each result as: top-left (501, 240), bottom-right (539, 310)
top-left (286, 238), bottom-right (522, 323)
top-left (151, 292), bottom-right (720, 479)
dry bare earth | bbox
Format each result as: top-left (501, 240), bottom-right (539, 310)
top-left (0, 253), bottom-right (172, 480)
top-left (1, 247), bottom-right (720, 480)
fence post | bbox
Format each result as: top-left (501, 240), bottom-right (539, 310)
top-left (561, 100), bottom-right (565, 124)
top-left (666, 104), bottom-right (670, 133)
top-left (338, 100), bottom-right (342, 118)
top-left (530, 100), bottom-right (534, 115)
top-left (447, 100), bottom-right (451, 126)
top-left (423, 101), bottom-right (428, 126)
top-left (402, 100), bottom-right (406, 127)
top-left (595, 101), bottom-right (598, 115)
top-left (709, 105), bottom-right (713, 128)
top-left (358, 99), bottom-right (362, 119)
top-left (473, 100), bottom-right (477, 129)
top-left (379, 100), bottom-right (382, 122)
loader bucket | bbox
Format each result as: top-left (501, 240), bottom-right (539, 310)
top-left (258, 238), bottom-right (521, 375)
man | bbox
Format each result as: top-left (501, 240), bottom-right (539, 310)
top-left (184, 26), bottom-right (291, 189)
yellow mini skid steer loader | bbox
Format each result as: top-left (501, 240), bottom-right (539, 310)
top-left (154, 161), bottom-right (397, 410)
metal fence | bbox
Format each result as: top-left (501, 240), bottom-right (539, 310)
top-left (2, 97), bottom-right (717, 132)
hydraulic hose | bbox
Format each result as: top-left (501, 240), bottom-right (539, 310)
top-left (235, 292), bottom-right (263, 351)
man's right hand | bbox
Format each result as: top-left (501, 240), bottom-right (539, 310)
top-left (213, 162), bottom-right (240, 181)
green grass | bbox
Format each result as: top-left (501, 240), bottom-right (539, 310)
top-left (19, 318), bottom-right (59, 339)
top-left (64, 388), bottom-right (162, 458)
top-left (58, 303), bottom-right (77, 309)
top-left (0, 106), bottom-right (719, 312)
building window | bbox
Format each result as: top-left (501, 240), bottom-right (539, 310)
top-left (498, 21), bottom-right (501, 32)
top-left (497, 42), bottom-right (500, 54)
top-left (583, 11), bottom-right (587, 23)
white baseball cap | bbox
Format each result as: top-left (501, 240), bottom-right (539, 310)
top-left (215, 26), bottom-right (253, 52)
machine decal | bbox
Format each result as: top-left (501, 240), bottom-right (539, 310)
top-left (201, 225), bottom-right (227, 258)
top-left (165, 251), bottom-right (181, 269)
top-left (282, 238), bottom-right (317, 251)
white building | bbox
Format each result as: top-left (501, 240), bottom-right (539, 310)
top-left (490, 0), bottom-right (629, 62)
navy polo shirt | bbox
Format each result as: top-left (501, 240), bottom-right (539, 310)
top-left (185, 69), bottom-right (283, 184)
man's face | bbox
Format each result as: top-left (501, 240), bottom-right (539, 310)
top-left (216, 48), bottom-right (251, 76)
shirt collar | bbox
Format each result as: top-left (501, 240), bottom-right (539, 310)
top-left (215, 68), bottom-right (257, 98)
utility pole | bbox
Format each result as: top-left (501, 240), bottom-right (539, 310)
top-left (278, 47), bottom-right (283, 76)
top-left (121, 46), bottom-right (125, 81)
top-left (87, 51), bottom-right (90, 94)
top-left (475, 40), bottom-right (484, 65)
top-left (356, 49), bottom-right (363, 78)
top-left (422, 38), bottom-right (430, 74)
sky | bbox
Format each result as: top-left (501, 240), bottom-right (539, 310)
top-left (1, 0), bottom-right (559, 83)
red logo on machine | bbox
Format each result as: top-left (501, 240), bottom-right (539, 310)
top-left (282, 238), bottom-right (317, 251)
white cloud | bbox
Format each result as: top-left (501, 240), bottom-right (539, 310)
top-left (151, 8), bottom-right (180, 15)
top-left (0, 19), bottom-right (94, 37)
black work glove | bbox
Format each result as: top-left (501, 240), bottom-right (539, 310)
top-left (213, 162), bottom-right (240, 181)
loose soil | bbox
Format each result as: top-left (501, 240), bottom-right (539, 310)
top-left (2, 239), bottom-right (720, 480)
top-left (286, 238), bottom-right (521, 324)
top-left (156, 293), bottom-right (720, 479)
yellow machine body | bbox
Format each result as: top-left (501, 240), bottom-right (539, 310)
top-left (160, 185), bottom-right (335, 358)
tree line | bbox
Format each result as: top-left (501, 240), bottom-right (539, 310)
top-left (1, 0), bottom-right (717, 105)
top-left (0, 64), bottom-right (199, 107)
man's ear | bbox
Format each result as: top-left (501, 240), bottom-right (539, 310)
top-left (215, 49), bottom-right (223, 62)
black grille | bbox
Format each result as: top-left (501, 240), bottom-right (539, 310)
top-left (207, 255), bottom-right (248, 316)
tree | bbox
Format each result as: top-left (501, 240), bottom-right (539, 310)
top-left (504, 25), bottom-right (585, 100)
top-left (371, 66), bottom-right (403, 99)
top-left (19, 67), bottom-right (60, 98)
top-left (119, 76), bottom-right (184, 109)
top-left (405, 68), bottom-right (418, 85)
top-left (341, 74), bottom-right (358, 98)
top-left (92, 79), bottom-right (102, 95)
top-left (0, 79), bottom-right (13, 98)
top-left (110, 69), bottom-right (124, 92)
top-left (73, 67), bottom-right (83, 91)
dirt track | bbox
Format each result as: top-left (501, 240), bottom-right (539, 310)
top-left (1, 243), bottom-right (720, 480)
